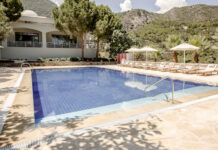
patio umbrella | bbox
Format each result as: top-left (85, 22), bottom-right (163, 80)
top-left (170, 43), bottom-right (199, 63)
top-left (139, 46), bottom-right (158, 63)
top-left (125, 47), bottom-right (140, 61)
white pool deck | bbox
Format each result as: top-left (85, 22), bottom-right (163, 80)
top-left (0, 65), bottom-right (218, 149)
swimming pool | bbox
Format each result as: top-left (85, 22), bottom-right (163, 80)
top-left (32, 67), bottom-right (218, 124)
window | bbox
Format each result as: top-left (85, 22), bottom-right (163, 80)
top-left (15, 32), bottom-right (39, 42)
top-left (51, 35), bottom-right (77, 44)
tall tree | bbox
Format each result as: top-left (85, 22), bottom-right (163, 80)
top-left (93, 5), bottom-right (122, 59)
top-left (0, 3), bottom-right (12, 41)
top-left (2, 0), bottom-right (23, 21)
top-left (107, 29), bottom-right (134, 58)
top-left (53, 0), bottom-right (97, 60)
top-left (165, 35), bottom-right (182, 63)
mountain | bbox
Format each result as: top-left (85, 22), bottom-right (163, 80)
top-left (20, 0), bottom-right (57, 18)
top-left (162, 4), bottom-right (218, 22)
top-left (117, 9), bottom-right (159, 31)
top-left (119, 4), bottom-right (218, 31)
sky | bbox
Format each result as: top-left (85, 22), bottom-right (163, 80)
top-left (50, 0), bottom-right (218, 13)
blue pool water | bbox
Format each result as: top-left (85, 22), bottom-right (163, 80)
top-left (32, 67), bottom-right (218, 124)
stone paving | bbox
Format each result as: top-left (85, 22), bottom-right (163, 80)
top-left (0, 67), bottom-right (20, 109)
top-left (25, 98), bottom-right (218, 150)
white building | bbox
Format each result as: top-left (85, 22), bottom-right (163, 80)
top-left (0, 8), bottom-right (96, 60)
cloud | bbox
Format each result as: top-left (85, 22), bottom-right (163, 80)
top-left (155, 0), bottom-right (187, 13)
top-left (120, 0), bottom-right (132, 12)
top-left (50, 0), bottom-right (64, 7)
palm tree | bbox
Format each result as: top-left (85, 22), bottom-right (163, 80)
top-left (165, 35), bottom-right (182, 63)
top-left (189, 35), bottom-right (210, 63)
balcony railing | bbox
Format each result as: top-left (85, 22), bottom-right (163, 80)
top-left (7, 41), bottom-right (97, 49)
top-left (7, 41), bottom-right (42, 47)
top-left (85, 44), bottom-right (96, 49)
top-left (47, 42), bottom-right (79, 48)
top-left (8, 41), bottom-right (42, 47)
top-left (47, 42), bottom-right (96, 49)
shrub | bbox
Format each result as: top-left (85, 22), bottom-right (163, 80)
top-left (99, 58), bottom-right (108, 62)
top-left (60, 58), bottom-right (67, 61)
top-left (37, 57), bottom-right (44, 62)
top-left (70, 57), bottom-right (79, 62)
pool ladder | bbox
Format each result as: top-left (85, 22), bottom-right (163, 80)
top-left (144, 76), bottom-right (175, 103)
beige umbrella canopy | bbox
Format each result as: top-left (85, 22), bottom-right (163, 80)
top-left (171, 43), bottom-right (199, 63)
top-left (126, 47), bottom-right (141, 61)
top-left (125, 47), bottom-right (141, 53)
top-left (139, 46), bottom-right (158, 62)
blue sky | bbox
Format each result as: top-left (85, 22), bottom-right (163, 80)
top-left (50, 0), bottom-right (218, 13)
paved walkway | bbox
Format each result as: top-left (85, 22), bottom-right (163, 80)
top-left (0, 67), bottom-right (20, 110)
top-left (25, 98), bottom-right (218, 150)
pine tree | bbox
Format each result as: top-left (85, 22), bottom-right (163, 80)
top-left (2, 0), bottom-right (23, 21)
top-left (0, 3), bottom-right (12, 41)
top-left (93, 5), bottom-right (122, 59)
top-left (53, 0), bottom-right (97, 60)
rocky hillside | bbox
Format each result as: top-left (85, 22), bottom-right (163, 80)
top-left (119, 4), bottom-right (218, 31)
top-left (117, 9), bottom-right (159, 31)
top-left (20, 0), bottom-right (56, 18)
top-left (162, 4), bottom-right (218, 22)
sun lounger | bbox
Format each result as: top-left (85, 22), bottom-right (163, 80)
top-left (146, 62), bottom-right (156, 70)
top-left (196, 64), bottom-right (217, 76)
top-left (150, 62), bottom-right (166, 70)
top-left (159, 62), bottom-right (175, 72)
top-left (169, 64), bottom-right (184, 73)
top-left (133, 62), bottom-right (142, 68)
top-left (178, 65), bottom-right (199, 74)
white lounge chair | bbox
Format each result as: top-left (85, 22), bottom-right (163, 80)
top-left (197, 64), bottom-right (217, 76)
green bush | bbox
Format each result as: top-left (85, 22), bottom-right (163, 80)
top-left (99, 58), bottom-right (109, 62)
top-left (70, 57), bottom-right (79, 62)
top-left (60, 58), bottom-right (67, 61)
top-left (37, 57), bottom-right (44, 62)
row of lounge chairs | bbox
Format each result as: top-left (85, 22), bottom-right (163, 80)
top-left (120, 60), bottom-right (218, 76)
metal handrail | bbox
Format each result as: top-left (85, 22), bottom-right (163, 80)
top-left (21, 62), bottom-right (32, 71)
top-left (47, 42), bottom-right (78, 48)
top-left (144, 76), bottom-right (175, 103)
top-left (8, 41), bottom-right (42, 47)
top-left (144, 76), bottom-right (168, 92)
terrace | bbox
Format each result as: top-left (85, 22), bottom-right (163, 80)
top-left (0, 65), bottom-right (217, 149)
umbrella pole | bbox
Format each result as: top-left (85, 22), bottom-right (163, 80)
top-left (184, 50), bottom-right (186, 64)
top-left (132, 51), bottom-right (134, 68)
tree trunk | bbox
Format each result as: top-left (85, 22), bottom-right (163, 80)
top-left (96, 39), bottom-right (100, 60)
top-left (194, 51), bottom-right (199, 63)
top-left (80, 33), bottom-right (84, 61)
top-left (173, 51), bottom-right (178, 63)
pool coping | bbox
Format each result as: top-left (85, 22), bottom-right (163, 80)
top-left (0, 69), bottom-right (25, 134)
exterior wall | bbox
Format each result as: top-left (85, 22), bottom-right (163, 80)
top-left (1, 47), bottom-right (96, 60)
top-left (1, 18), bottom-right (96, 60)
